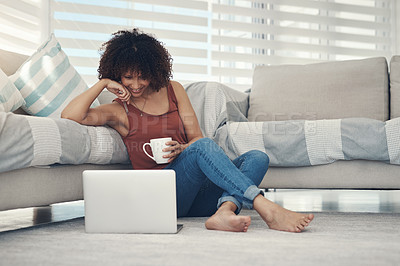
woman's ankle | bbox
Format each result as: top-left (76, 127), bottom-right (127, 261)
top-left (219, 201), bottom-right (238, 213)
top-left (253, 194), bottom-right (267, 209)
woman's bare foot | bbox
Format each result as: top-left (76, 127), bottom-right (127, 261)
top-left (254, 195), bottom-right (314, 233)
top-left (205, 202), bottom-right (251, 232)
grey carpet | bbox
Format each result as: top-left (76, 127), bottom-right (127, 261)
top-left (0, 210), bottom-right (399, 266)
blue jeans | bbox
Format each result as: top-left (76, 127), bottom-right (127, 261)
top-left (164, 138), bottom-right (270, 217)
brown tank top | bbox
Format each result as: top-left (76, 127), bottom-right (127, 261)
top-left (114, 83), bottom-right (188, 169)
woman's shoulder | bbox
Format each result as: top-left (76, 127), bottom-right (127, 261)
top-left (169, 81), bottom-right (186, 98)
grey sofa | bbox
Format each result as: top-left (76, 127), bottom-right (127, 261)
top-left (1, 48), bottom-right (399, 212)
top-left (0, 49), bottom-right (131, 212)
top-left (252, 56), bottom-right (400, 189)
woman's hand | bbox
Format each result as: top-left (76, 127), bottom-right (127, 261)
top-left (103, 79), bottom-right (131, 102)
top-left (163, 140), bottom-right (188, 162)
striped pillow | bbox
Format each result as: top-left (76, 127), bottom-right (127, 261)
top-left (0, 69), bottom-right (25, 112)
top-left (10, 34), bottom-right (99, 117)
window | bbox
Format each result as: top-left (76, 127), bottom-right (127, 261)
top-left (1, 0), bottom-right (396, 91)
top-left (212, 0), bottom-right (394, 89)
top-left (51, 0), bottom-right (210, 87)
top-left (0, 0), bottom-right (46, 54)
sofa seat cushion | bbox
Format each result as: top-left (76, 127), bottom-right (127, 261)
top-left (260, 160), bottom-right (400, 189)
top-left (0, 163), bottom-right (133, 211)
top-left (248, 57), bottom-right (389, 121)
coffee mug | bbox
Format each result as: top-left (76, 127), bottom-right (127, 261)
top-left (142, 137), bottom-right (172, 164)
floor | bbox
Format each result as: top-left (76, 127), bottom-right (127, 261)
top-left (1, 189), bottom-right (399, 233)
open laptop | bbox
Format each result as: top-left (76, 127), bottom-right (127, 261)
top-left (83, 169), bottom-right (182, 234)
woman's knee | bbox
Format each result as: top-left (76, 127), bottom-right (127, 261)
top-left (245, 150), bottom-right (270, 167)
top-left (193, 137), bottom-right (214, 145)
top-left (190, 137), bottom-right (220, 152)
top-left (244, 150), bottom-right (269, 185)
top-left (255, 150), bottom-right (270, 176)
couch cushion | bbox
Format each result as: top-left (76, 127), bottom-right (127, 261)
top-left (9, 34), bottom-right (99, 118)
top-left (0, 68), bottom-right (25, 112)
top-left (390, 56), bottom-right (400, 119)
top-left (0, 49), bottom-right (28, 76)
top-left (0, 163), bottom-right (133, 212)
top-left (260, 160), bottom-right (400, 189)
top-left (248, 57), bottom-right (389, 121)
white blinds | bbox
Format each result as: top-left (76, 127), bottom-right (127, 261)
top-left (1, 0), bottom-right (396, 90)
top-left (212, 0), bottom-right (394, 89)
top-left (0, 0), bottom-right (45, 54)
top-left (51, 0), bottom-right (210, 87)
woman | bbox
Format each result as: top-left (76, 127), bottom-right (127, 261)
top-left (62, 29), bottom-right (313, 233)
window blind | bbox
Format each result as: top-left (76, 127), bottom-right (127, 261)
top-left (1, 0), bottom-right (396, 91)
top-left (212, 0), bottom-right (394, 89)
top-left (0, 0), bottom-right (45, 55)
top-left (51, 0), bottom-right (209, 87)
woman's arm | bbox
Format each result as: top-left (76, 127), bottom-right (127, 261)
top-left (171, 80), bottom-right (203, 144)
top-left (163, 81), bottom-right (204, 162)
top-left (61, 79), bottom-right (130, 130)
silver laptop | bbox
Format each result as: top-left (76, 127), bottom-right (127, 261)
top-left (83, 169), bottom-right (182, 234)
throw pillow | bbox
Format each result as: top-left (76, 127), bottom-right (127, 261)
top-left (10, 34), bottom-right (99, 117)
top-left (0, 68), bottom-right (25, 112)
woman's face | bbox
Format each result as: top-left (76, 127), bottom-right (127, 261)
top-left (120, 71), bottom-right (150, 98)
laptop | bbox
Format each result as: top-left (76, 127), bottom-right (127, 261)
top-left (82, 169), bottom-right (182, 234)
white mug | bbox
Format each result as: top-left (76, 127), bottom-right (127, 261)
top-left (142, 137), bottom-right (172, 164)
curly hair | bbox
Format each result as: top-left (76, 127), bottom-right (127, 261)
top-left (98, 28), bottom-right (173, 92)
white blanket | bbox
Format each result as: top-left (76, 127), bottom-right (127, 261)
top-left (0, 112), bottom-right (129, 173)
top-left (185, 82), bottom-right (400, 167)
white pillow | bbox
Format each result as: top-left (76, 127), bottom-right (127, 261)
top-left (0, 69), bottom-right (25, 112)
top-left (10, 34), bottom-right (99, 117)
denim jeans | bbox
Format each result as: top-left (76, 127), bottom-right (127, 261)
top-left (164, 138), bottom-right (270, 217)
